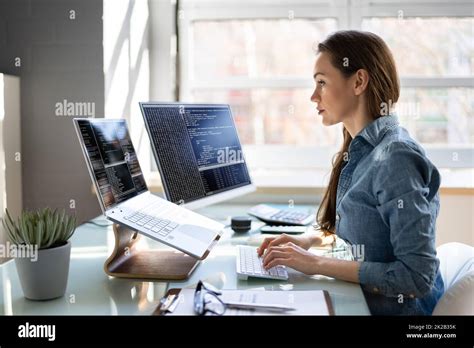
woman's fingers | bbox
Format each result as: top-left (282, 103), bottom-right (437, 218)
top-left (262, 248), bottom-right (289, 267)
top-left (264, 257), bottom-right (291, 270)
top-left (257, 237), bottom-right (275, 256)
top-left (262, 243), bottom-right (318, 275)
top-left (268, 234), bottom-right (290, 248)
top-left (263, 235), bottom-right (289, 253)
top-left (257, 234), bottom-right (289, 256)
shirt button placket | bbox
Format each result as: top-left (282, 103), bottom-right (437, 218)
top-left (335, 212), bottom-right (341, 231)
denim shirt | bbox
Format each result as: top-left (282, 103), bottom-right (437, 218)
top-left (335, 115), bottom-right (444, 315)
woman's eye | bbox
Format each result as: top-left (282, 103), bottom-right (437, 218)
top-left (317, 80), bottom-right (326, 87)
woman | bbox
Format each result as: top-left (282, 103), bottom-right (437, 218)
top-left (258, 30), bottom-right (444, 315)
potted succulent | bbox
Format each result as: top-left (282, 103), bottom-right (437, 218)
top-left (2, 208), bottom-right (77, 300)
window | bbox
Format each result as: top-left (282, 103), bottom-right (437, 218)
top-left (189, 18), bottom-right (338, 147)
top-left (103, 0), bottom-right (152, 172)
top-left (362, 17), bottom-right (473, 145)
top-left (362, 17), bottom-right (473, 77)
top-left (397, 88), bottom-right (472, 144)
top-left (192, 19), bottom-right (337, 79)
top-left (176, 0), bottom-right (473, 171)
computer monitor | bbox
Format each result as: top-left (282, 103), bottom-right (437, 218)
top-left (139, 102), bottom-right (256, 209)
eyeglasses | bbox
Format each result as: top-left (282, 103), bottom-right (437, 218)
top-left (194, 280), bottom-right (227, 316)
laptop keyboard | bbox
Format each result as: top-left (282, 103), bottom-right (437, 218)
top-left (124, 212), bottom-right (179, 237)
top-left (236, 245), bottom-right (288, 281)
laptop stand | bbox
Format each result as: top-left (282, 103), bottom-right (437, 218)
top-left (104, 223), bottom-right (200, 280)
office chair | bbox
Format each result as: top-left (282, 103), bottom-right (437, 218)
top-left (433, 242), bottom-right (474, 315)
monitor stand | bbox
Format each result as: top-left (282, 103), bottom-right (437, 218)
top-left (104, 223), bottom-right (200, 280)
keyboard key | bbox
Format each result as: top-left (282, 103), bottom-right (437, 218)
top-left (126, 210), bottom-right (180, 231)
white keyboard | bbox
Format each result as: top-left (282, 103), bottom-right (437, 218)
top-left (236, 245), bottom-right (288, 281)
top-left (124, 212), bottom-right (178, 237)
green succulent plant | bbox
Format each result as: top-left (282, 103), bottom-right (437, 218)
top-left (2, 208), bottom-right (76, 249)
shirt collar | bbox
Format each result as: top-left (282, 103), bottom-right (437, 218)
top-left (354, 114), bottom-right (399, 148)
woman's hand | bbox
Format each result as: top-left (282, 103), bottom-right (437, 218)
top-left (257, 233), bottom-right (319, 257)
top-left (261, 242), bottom-right (319, 275)
top-left (257, 233), bottom-right (360, 281)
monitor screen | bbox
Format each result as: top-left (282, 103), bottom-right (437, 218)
top-left (140, 103), bottom-right (253, 207)
top-left (75, 119), bottom-right (147, 211)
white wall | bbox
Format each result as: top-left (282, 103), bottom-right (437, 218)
top-left (437, 193), bottom-right (474, 247)
top-left (0, 74), bottom-right (22, 264)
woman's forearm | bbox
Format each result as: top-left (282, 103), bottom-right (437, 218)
top-left (314, 256), bottom-right (361, 283)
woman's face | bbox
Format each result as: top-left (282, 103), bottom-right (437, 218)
top-left (310, 52), bottom-right (357, 126)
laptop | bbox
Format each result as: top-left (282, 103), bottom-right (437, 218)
top-left (73, 118), bottom-right (224, 260)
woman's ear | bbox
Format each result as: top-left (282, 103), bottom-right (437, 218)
top-left (353, 69), bottom-right (369, 96)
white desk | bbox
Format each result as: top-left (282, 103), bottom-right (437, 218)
top-left (0, 204), bottom-right (370, 315)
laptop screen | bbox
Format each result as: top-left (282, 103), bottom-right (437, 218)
top-left (75, 119), bottom-right (147, 211)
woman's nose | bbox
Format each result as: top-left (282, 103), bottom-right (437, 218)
top-left (310, 88), bottom-right (320, 103)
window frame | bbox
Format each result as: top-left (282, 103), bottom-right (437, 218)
top-left (176, 0), bottom-right (473, 169)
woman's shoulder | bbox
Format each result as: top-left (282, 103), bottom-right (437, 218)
top-left (373, 126), bottom-right (427, 162)
top-left (369, 126), bottom-right (441, 195)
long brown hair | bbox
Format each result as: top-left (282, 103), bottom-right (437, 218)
top-left (316, 30), bottom-right (400, 234)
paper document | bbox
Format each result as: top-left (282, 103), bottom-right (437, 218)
top-left (166, 289), bottom-right (332, 315)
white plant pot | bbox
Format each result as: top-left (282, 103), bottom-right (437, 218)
top-left (15, 241), bottom-right (71, 300)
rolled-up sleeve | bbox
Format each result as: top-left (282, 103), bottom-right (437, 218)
top-left (359, 142), bottom-right (441, 298)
